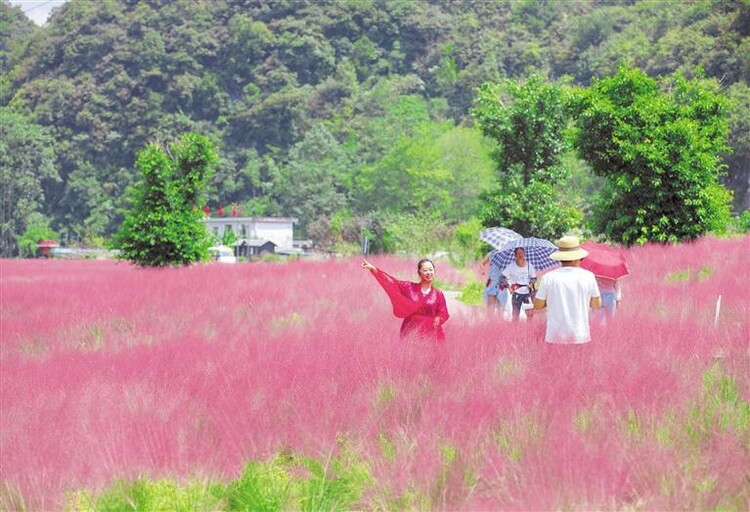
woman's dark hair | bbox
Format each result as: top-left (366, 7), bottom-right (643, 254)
top-left (417, 258), bottom-right (435, 272)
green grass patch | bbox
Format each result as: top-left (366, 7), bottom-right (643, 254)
top-left (494, 358), bottom-right (524, 382)
top-left (457, 281), bottom-right (484, 306)
top-left (68, 478), bottom-right (224, 512)
top-left (269, 312), bottom-right (307, 337)
top-left (66, 444), bottom-right (373, 512)
top-left (665, 266), bottom-right (713, 283)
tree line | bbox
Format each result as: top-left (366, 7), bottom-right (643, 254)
top-left (1, 0), bottom-right (748, 258)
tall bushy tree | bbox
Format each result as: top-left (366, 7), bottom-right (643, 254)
top-left (472, 74), bottom-right (570, 187)
top-left (573, 66), bottom-right (732, 245)
top-left (0, 109), bottom-right (58, 256)
top-left (115, 133), bottom-right (217, 266)
top-left (471, 74), bottom-right (580, 239)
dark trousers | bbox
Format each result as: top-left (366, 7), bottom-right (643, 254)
top-left (511, 292), bottom-right (531, 320)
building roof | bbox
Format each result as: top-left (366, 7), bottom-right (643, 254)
top-left (203, 217), bottom-right (298, 224)
top-left (276, 247), bottom-right (306, 255)
top-left (236, 238), bottom-right (277, 247)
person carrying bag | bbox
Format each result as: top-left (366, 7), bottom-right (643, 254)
top-left (501, 247), bottom-right (537, 321)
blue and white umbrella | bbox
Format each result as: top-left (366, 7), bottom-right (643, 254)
top-left (490, 237), bottom-right (560, 271)
top-left (479, 227), bottom-right (523, 250)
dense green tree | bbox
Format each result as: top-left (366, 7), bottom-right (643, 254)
top-left (346, 83), bottom-right (432, 154)
top-left (478, 179), bottom-right (582, 241)
top-left (471, 74), bottom-right (580, 238)
top-left (0, 1), bottom-right (36, 96)
top-left (366, 210), bottom-right (452, 256)
top-left (16, 212), bottom-right (58, 258)
top-left (114, 133), bottom-right (217, 266)
top-left (305, 210), bottom-right (363, 255)
top-left (429, 125), bottom-right (496, 222)
top-left (353, 120), bottom-right (494, 221)
top-left (472, 74), bottom-right (570, 187)
top-left (0, 109), bottom-right (58, 256)
top-left (271, 123), bottom-right (353, 235)
top-left (58, 162), bottom-right (115, 242)
top-left (723, 82), bottom-right (750, 212)
top-left (573, 66), bottom-right (732, 245)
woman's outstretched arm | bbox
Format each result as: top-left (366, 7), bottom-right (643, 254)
top-left (361, 258), bottom-right (376, 272)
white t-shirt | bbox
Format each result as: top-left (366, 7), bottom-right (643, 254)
top-left (501, 261), bottom-right (536, 294)
top-left (535, 267), bottom-right (600, 344)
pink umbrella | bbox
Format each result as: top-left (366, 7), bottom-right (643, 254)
top-left (580, 241), bottom-right (629, 279)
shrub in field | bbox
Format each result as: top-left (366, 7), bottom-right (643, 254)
top-left (68, 446), bottom-right (372, 511)
top-left (1, 236), bottom-right (748, 510)
top-left (114, 133), bottom-right (217, 267)
top-left (224, 456), bottom-right (296, 511)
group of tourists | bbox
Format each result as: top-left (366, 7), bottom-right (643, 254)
top-left (363, 235), bottom-right (621, 345)
top-left (481, 245), bottom-right (537, 321)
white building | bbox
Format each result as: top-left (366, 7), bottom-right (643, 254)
top-left (203, 216), bottom-right (297, 250)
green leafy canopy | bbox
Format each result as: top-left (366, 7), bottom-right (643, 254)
top-left (114, 133), bottom-right (218, 266)
top-left (472, 74), bottom-right (580, 239)
top-left (573, 66), bottom-right (732, 245)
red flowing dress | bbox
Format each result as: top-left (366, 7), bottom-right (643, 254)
top-left (370, 268), bottom-right (450, 342)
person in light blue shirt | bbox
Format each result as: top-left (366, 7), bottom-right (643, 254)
top-left (594, 276), bottom-right (622, 325)
top-left (482, 250), bottom-right (510, 316)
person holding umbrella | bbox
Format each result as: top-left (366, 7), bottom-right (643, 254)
top-left (580, 241), bottom-right (629, 325)
top-left (595, 277), bottom-right (621, 324)
top-left (500, 247), bottom-right (537, 321)
top-left (479, 228), bottom-right (522, 318)
top-left (533, 236), bottom-right (601, 344)
top-left (490, 236), bottom-right (561, 322)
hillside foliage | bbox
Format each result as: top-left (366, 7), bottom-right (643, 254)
top-left (1, 0), bottom-right (748, 254)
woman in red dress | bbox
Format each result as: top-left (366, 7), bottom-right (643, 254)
top-left (362, 257), bottom-right (450, 342)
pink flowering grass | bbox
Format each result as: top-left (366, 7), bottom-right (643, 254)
top-left (1, 236), bottom-right (748, 510)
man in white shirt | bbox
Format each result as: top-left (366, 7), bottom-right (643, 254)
top-left (534, 236), bottom-right (601, 343)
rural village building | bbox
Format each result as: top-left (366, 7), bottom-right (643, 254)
top-left (203, 216), bottom-right (307, 256)
top-left (236, 239), bottom-right (277, 258)
top-left (36, 240), bottom-right (59, 258)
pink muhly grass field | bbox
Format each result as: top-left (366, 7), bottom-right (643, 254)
top-left (1, 236), bottom-right (748, 510)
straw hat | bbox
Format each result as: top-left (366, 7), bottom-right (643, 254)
top-left (551, 235), bottom-right (589, 261)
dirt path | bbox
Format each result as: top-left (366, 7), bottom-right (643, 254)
top-left (443, 290), bottom-right (527, 323)
top-left (443, 290), bottom-right (483, 323)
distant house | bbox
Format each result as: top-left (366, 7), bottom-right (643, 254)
top-left (203, 216), bottom-right (297, 250)
top-left (36, 240), bottom-right (59, 258)
top-left (236, 239), bottom-right (277, 258)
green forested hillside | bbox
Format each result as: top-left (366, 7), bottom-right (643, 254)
top-left (1, 0), bottom-right (748, 255)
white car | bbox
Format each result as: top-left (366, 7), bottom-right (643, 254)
top-left (208, 245), bottom-right (237, 263)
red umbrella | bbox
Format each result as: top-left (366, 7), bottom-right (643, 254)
top-left (580, 241), bottom-right (629, 279)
